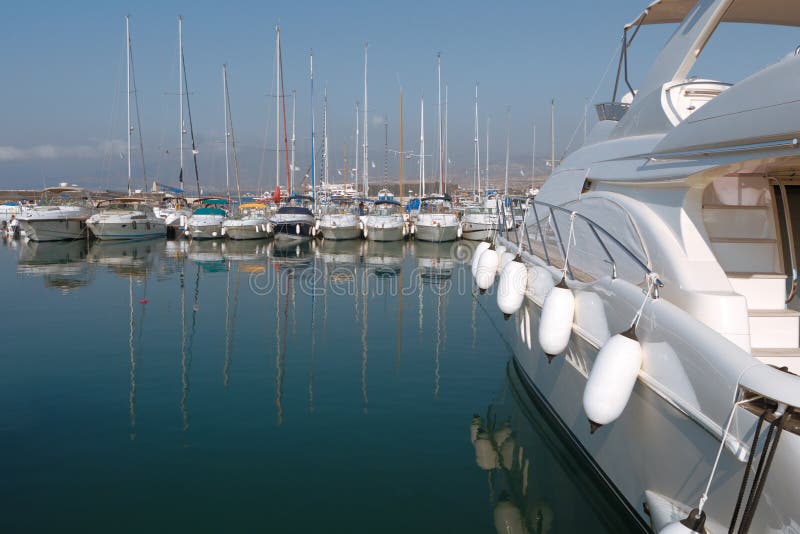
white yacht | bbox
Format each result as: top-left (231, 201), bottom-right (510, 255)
top-left (222, 202), bottom-right (272, 240)
top-left (461, 201), bottom-right (499, 242)
top-left (365, 199), bottom-right (406, 242)
top-left (185, 198), bottom-right (229, 240)
top-left (87, 198), bottom-right (166, 240)
top-left (16, 187), bottom-right (93, 241)
top-left (477, 1), bottom-right (800, 532)
top-left (270, 195), bottom-right (315, 241)
top-left (153, 197), bottom-right (191, 239)
top-left (318, 197), bottom-right (362, 240)
top-left (413, 196), bottom-right (460, 243)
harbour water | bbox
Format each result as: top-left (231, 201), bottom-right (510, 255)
top-left (0, 237), bottom-right (642, 533)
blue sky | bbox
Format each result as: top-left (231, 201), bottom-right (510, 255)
top-left (1, 1), bottom-right (797, 191)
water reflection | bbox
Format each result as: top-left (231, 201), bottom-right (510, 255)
top-left (471, 361), bottom-right (644, 534)
top-left (17, 239), bottom-right (92, 291)
top-left (188, 240), bottom-right (227, 272)
top-left (89, 238), bottom-right (159, 278)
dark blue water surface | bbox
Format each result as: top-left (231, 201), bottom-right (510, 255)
top-left (0, 237), bottom-right (641, 533)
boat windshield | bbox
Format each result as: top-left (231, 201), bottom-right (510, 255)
top-left (420, 199), bottom-right (453, 214)
top-left (465, 207), bottom-right (496, 215)
top-left (371, 203), bottom-right (400, 216)
top-left (39, 188), bottom-right (91, 207)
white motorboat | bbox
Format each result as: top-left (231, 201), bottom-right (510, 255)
top-left (153, 197), bottom-right (191, 239)
top-left (477, 1), bottom-right (800, 532)
top-left (318, 197), bottom-right (362, 240)
top-left (185, 198), bottom-right (229, 240)
top-left (413, 196), bottom-right (460, 243)
top-left (222, 202), bottom-right (272, 240)
top-left (16, 187), bottom-right (93, 241)
top-left (87, 198), bottom-right (166, 240)
top-left (461, 205), bottom-right (498, 241)
top-left (365, 199), bottom-right (406, 242)
top-left (270, 195), bottom-right (315, 241)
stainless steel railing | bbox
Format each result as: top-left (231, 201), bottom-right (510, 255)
top-left (495, 196), bottom-right (663, 297)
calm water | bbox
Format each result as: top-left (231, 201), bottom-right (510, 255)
top-left (0, 237), bottom-right (641, 533)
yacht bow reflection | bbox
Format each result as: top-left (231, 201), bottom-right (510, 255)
top-left (470, 361), bottom-right (646, 534)
top-left (88, 238), bottom-right (158, 278)
top-left (17, 239), bottom-right (92, 291)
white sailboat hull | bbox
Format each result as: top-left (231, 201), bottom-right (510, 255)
top-left (414, 222), bottom-right (459, 243)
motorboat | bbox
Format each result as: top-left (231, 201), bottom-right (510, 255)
top-left (365, 199), bottom-right (406, 242)
top-left (413, 195), bottom-right (460, 243)
top-left (461, 200), bottom-right (499, 242)
top-left (318, 196), bottom-right (362, 240)
top-left (153, 197), bottom-right (192, 239)
top-left (16, 187), bottom-right (93, 241)
top-left (185, 198), bottom-right (229, 240)
top-left (222, 202), bottom-right (272, 240)
top-left (477, 1), bottom-right (800, 532)
top-left (270, 195), bottom-right (315, 241)
top-left (86, 198), bottom-right (166, 240)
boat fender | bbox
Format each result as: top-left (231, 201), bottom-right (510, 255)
top-left (315, 220), bottom-right (320, 231)
top-left (180, 215), bottom-right (187, 229)
top-left (221, 227), bottom-right (227, 236)
top-left (402, 224), bottom-right (407, 237)
top-left (212, 231), bottom-right (218, 237)
top-left (582, 324), bottom-right (642, 433)
top-left (493, 501), bottom-right (526, 534)
top-left (498, 250), bottom-right (515, 274)
top-left (475, 247), bottom-right (499, 291)
top-left (363, 225), bottom-right (369, 239)
top-left (497, 257), bottom-right (527, 319)
top-left (473, 431), bottom-right (497, 470)
top-left (296, 224), bottom-right (301, 235)
top-left (311, 226), bottom-right (317, 237)
top-left (526, 265), bottom-right (554, 301)
top-left (267, 223), bottom-right (273, 234)
top-left (457, 223), bottom-right (463, 239)
top-left (659, 509), bottom-right (706, 533)
top-left (471, 241), bottom-right (492, 278)
top-left (184, 230), bottom-right (191, 237)
top-left (410, 224), bottom-right (416, 235)
top-left (470, 414), bottom-right (482, 444)
top-left (538, 278), bottom-right (574, 361)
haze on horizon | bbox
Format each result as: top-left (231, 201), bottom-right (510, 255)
top-left (1, 0), bottom-right (796, 192)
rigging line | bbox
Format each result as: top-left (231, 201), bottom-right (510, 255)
top-left (279, 45), bottom-right (291, 192)
top-left (225, 67), bottom-right (242, 205)
top-left (181, 47), bottom-right (202, 197)
top-left (129, 39), bottom-right (149, 193)
top-left (560, 38), bottom-right (623, 160)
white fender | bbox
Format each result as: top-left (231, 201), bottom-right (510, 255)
top-left (211, 231), bottom-right (218, 237)
top-left (315, 220), bottom-right (320, 231)
top-left (658, 510), bottom-right (706, 534)
top-left (295, 224), bottom-right (301, 235)
top-left (582, 325), bottom-right (642, 432)
top-left (498, 259), bottom-right (527, 319)
top-left (410, 224), bottom-right (416, 235)
top-left (402, 224), bottom-right (407, 237)
top-left (267, 223), bottom-right (273, 234)
top-left (457, 223), bottom-right (463, 239)
top-left (493, 501), bottom-right (526, 534)
top-left (475, 248), bottom-right (499, 291)
top-left (471, 241), bottom-right (492, 278)
top-left (498, 251), bottom-right (515, 274)
top-left (220, 227), bottom-right (227, 236)
top-left (179, 215), bottom-right (187, 228)
top-left (538, 279), bottom-right (574, 360)
top-left (473, 431), bottom-right (497, 470)
top-left (526, 265), bottom-right (555, 301)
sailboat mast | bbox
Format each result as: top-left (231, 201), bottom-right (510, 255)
top-left (363, 43), bottom-right (369, 197)
top-left (225, 65), bottom-right (242, 205)
top-left (437, 53), bottom-right (443, 195)
top-left (473, 83), bottom-right (480, 198)
top-left (178, 16), bottom-right (184, 192)
top-left (323, 83), bottom-right (329, 185)
top-left (444, 81), bottom-right (448, 194)
top-left (223, 64), bottom-right (230, 202)
top-left (485, 117), bottom-right (490, 193)
top-left (355, 101), bottom-right (359, 194)
top-left (310, 49), bottom-right (315, 210)
top-left (291, 90), bottom-right (296, 192)
top-left (550, 98), bottom-right (555, 172)
top-left (419, 94), bottom-right (425, 198)
top-left (344, 143), bottom-right (347, 189)
top-left (275, 26), bottom-right (281, 193)
top-left (383, 116), bottom-right (388, 182)
top-left (399, 87), bottom-right (403, 200)
top-left (126, 16), bottom-right (132, 196)
top-left (504, 106), bottom-right (510, 197)
top-left (531, 122), bottom-right (536, 192)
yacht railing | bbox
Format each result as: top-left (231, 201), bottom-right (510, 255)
top-left (496, 197), bottom-right (663, 297)
top-left (769, 177), bottom-right (798, 303)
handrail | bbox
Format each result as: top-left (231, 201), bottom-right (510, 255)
top-left (768, 177), bottom-right (798, 303)
top-left (522, 198), bottom-right (663, 296)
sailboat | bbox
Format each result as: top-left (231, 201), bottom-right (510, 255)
top-left (483, 1), bottom-right (800, 531)
top-left (220, 64), bottom-right (271, 240)
top-left (87, 17), bottom-right (165, 241)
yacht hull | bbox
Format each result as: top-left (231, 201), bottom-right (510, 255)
top-left (414, 223), bottom-right (459, 243)
top-left (87, 221), bottom-right (166, 240)
top-left (19, 219), bottom-right (87, 242)
top-left (510, 294), bottom-right (800, 533)
top-left (223, 225), bottom-right (270, 240)
top-left (460, 222), bottom-right (495, 241)
top-left (366, 225), bottom-right (404, 242)
top-left (319, 224), bottom-right (362, 240)
top-left (272, 221), bottom-right (314, 241)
